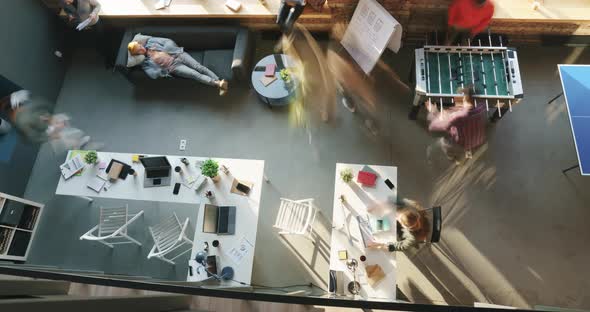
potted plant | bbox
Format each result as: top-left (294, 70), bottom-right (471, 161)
top-left (84, 150), bottom-right (98, 165)
top-left (340, 168), bottom-right (354, 183)
top-left (279, 68), bottom-right (292, 84)
top-left (201, 159), bottom-right (220, 182)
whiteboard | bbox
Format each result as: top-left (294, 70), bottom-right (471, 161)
top-left (341, 0), bottom-right (402, 74)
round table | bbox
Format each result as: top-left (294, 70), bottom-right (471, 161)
top-left (251, 54), bottom-right (299, 107)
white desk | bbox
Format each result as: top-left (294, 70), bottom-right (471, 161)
top-left (329, 163), bottom-right (397, 300)
top-left (55, 151), bottom-right (264, 285)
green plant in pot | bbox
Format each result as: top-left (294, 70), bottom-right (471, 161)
top-left (201, 159), bottom-right (220, 182)
top-left (340, 168), bottom-right (354, 183)
top-left (279, 68), bottom-right (292, 84)
top-left (84, 151), bottom-right (98, 165)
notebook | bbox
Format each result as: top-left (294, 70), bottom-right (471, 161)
top-left (264, 64), bottom-right (276, 77)
top-left (87, 176), bottom-right (106, 193)
top-left (365, 264), bottom-right (385, 287)
top-left (60, 154), bottom-right (85, 180)
top-left (260, 75), bottom-right (277, 87)
top-left (107, 162), bottom-right (123, 180)
top-left (106, 159), bottom-right (132, 180)
top-left (225, 0), bottom-right (242, 12)
top-left (357, 170), bottom-right (377, 187)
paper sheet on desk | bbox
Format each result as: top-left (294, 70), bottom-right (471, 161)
top-left (60, 154), bottom-right (85, 180)
top-left (67, 150), bottom-right (90, 176)
top-left (225, 237), bottom-right (253, 267)
top-left (76, 17), bottom-right (93, 31)
top-left (155, 0), bottom-right (172, 9)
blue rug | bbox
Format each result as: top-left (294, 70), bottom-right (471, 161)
top-left (0, 129), bottom-right (17, 163)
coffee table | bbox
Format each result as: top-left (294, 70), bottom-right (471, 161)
top-left (251, 54), bottom-right (298, 107)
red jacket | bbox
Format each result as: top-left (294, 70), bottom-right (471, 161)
top-left (448, 0), bottom-right (495, 36)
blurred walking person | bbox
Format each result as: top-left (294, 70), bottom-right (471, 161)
top-left (1, 90), bottom-right (94, 153)
top-left (60, 0), bottom-right (101, 29)
top-left (447, 0), bottom-right (495, 45)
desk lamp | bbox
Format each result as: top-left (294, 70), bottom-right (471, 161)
top-left (346, 259), bottom-right (361, 295)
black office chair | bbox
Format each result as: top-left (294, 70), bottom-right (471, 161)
top-left (395, 206), bottom-right (442, 244)
top-left (429, 206), bottom-right (442, 243)
top-left (402, 206), bottom-right (442, 260)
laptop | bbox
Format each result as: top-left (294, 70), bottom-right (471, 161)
top-left (203, 204), bottom-right (236, 235)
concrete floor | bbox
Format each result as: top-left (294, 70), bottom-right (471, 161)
top-left (18, 33), bottom-right (590, 310)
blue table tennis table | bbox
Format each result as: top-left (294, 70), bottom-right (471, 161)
top-left (558, 64), bottom-right (590, 175)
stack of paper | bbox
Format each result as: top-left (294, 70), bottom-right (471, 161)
top-left (225, 237), bottom-right (253, 266)
top-left (76, 17), bottom-right (92, 31)
top-left (60, 154), bottom-right (85, 180)
top-left (155, 0), bottom-right (172, 10)
top-left (225, 0), bottom-right (242, 12)
top-left (365, 264), bottom-right (385, 286)
top-left (356, 216), bottom-right (377, 248)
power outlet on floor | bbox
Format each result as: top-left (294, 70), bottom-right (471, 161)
top-left (179, 139), bottom-right (187, 151)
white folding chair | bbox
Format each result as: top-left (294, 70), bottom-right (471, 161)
top-left (274, 198), bottom-right (317, 236)
top-left (147, 213), bottom-right (193, 265)
top-left (80, 205), bottom-right (144, 248)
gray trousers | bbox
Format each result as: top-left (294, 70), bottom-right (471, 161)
top-left (171, 53), bottom-right (219, 86)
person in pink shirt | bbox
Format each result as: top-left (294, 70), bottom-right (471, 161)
top-left (427, 87), bottom-right (484, 162)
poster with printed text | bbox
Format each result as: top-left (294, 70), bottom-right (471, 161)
top-left (341, 0), bottom-right (402, 74)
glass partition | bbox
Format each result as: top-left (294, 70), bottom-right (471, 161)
top-left (2, 6), bottom-right (590, 312)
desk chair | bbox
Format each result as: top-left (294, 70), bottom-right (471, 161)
top-left (147, 213), bottom-right (193, 265)
top-left (426, 206), bottom-right (442, 243)
top-left (403, 206), bottom-right (442, 259)
top-left (274, 198), bottom-right (317, 237)
top-left (80, 205), bottom-right (144, 248)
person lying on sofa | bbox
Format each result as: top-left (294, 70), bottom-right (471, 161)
top-left (128, 39), bottom-right (229, 96)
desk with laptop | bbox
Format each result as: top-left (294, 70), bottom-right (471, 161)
top-left (329, 163), bottom-right (398, 301)
top-left (56, 150), bottom-right (264, 286)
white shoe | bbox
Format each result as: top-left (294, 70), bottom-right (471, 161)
top-left (342, 97), bottom-right (355, 113)
top-left (10, 90), bottom-right (30, 109)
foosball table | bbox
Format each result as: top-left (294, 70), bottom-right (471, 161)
top-left (413, 44), bottom-right (524, 120)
